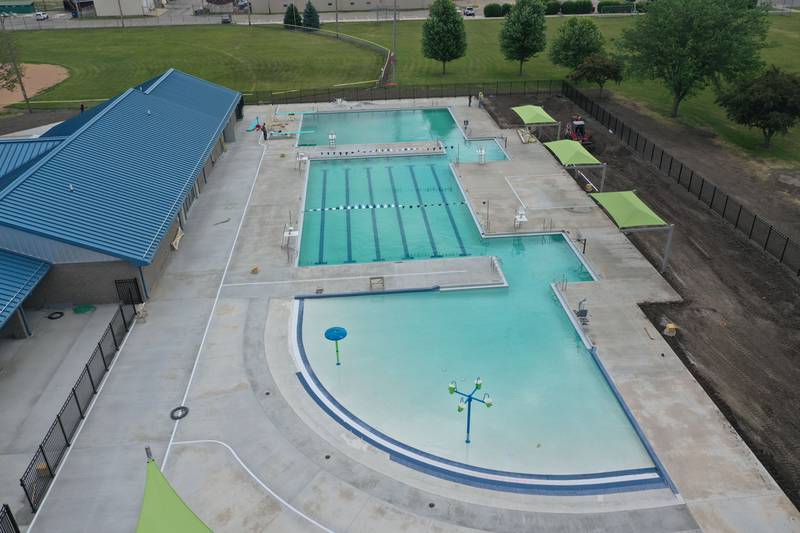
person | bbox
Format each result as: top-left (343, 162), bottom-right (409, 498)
top-left (80, 103), bottom-right (85, 113)
top-left (478, 91), bottom-right (484, 109)
top-left (262, 122), bottom-right (268, 141)
top-left (468, 94), bottom-right (472, 107)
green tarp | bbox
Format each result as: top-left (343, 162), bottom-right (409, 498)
top-left (136, 459), bottom-right (213, 533)
top-left (543, 140), bottom-right (602, 166)
top-left (590, 191), bottom-right (667, 229)
top-left (511, 105), bottom-right (557, 125)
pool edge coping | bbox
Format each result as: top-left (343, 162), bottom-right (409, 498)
top-left (289, 293), bottom-right (674, 496)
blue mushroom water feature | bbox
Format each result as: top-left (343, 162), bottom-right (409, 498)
top-left (324, 326), bottom-right (348, 366)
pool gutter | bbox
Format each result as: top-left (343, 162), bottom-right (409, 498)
top-left (550, 283), bottom-right (680, 498)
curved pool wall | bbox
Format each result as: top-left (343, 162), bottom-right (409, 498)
top-left (290, 108), bottom-right (676, 495)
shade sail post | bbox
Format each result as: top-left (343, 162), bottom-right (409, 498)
top-left (661, 224), bottom-right (675, 273)
top-left (557, 121), bottom-right (561, 140)
top-left (600, 164), bottom-right (607, 192)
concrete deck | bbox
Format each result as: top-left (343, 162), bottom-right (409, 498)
top-left (0, 305), bottom-right (117, 515)
top-left (18, 99), bottom-right (800, 532)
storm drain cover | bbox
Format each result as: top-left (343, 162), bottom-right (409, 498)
top-left (170, 406), bottom-right (189, 420)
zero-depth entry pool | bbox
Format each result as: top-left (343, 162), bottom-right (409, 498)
top-left (297, 108), bottom-right (508, 164)
top-left (291, 110), bottom-right (673, 494)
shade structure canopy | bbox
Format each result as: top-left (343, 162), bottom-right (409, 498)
top-left (544, 140), bottom-right (602, 166)
top-left (511, 105), bottom-right (557, 125)
top-left (590, 191), bottom-right (667, 229)
top-left (136, 459), bottom-right (212, 533)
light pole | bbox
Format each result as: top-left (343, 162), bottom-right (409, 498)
top-left (324, 326), bottom-right (347, 366)
top-left (391, 0), bottom-right (397, 84)
top-left (335, 0), bottom-right (339, 37)
top-left (448, 377), bottom-right (492, 444)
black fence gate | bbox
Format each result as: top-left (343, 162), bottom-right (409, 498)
top-left (0, 505), bottom-right (20, 533)
top-left (115, 278), bottom-right (143, 305)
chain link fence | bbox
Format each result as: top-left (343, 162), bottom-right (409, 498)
top-left (562, 81), bottom-right (800, 277)
top-left (0, 505), bottom-right (20, 533)
top-left (19, 301), bottom-right (137, 513)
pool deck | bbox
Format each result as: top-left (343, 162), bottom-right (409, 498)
top-left (21, 98), bottom-right (800, 532)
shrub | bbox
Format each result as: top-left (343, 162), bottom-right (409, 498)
top-left (545, 0), bottom-right (561, 14)
top-left (560, 0), bottom-right (593, 13)
top-left (501, 2), bottom-right (512, 15)
top-left (634, 1), bottom-right (648, 12)
top-left (483, 3), bottom-right (503, 16)
top-left (283, 3), bottom-right (301, 27)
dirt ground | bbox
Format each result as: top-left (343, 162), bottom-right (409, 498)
top-left (0, 64), bottom-right (69, 109)
top-left (487, 94), bottom-right (800, 510)
top-left (583, 91), bottom-right (800, 242)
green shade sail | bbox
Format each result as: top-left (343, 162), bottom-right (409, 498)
top-left (511, 105), bottom-right (557, 125)
top-left (543, 140), bottom-right (602, 166)
top-left (590, 191), bottom-right (667, 229)
top-left (136, 459), bottom-right (213, 533)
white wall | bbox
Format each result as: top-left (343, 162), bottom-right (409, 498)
top-left (251, 0), bottom-right (430, 14)
top-left (94, 0), bottom-right (156, 17)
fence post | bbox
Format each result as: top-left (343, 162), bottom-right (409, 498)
top-left (698, 178), bottom-right (705, 200)
top-left (749, 216), bottom-right (757, 238)
top-left (72, 387), bottom-right (84, 418)
top-left (780, 239), bottom-right (789, 262)
top-left (764, 226), bottom-right (772, 249)
top-left (85, 364), bottom-right (96, 393)
top-left (20, 480), bottom-right (36, 513)
top-left (735, 205), bottom-right (743, 228)
top-left (57, 414), bottom-right (70, 445)
top-left (109, 324), bottom-right (118, 350)
top-left (39, 445), bottom-right (54, 477)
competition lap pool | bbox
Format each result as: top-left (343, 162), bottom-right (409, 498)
top-left (292, 110), bottom-right (673, 494)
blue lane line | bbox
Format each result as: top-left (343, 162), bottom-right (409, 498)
top-left (408, 165), bottom-right (440, 258)
top-left (317, 170), bottom-right (327, 265)
top-left (366, 168), bottom-right (383, 262)
top-left (429, 164), bottom-right (468, 256)
top-left (344, 168), bottom-right (354, 263)
top-left (387, 167), bottom-right (412, 259)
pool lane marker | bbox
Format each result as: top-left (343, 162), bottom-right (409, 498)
top-left (408, 165), bottom-right (441, 258)
top-left (429, 164), bottom-right (467, 257)
top-left (317, 170), bottom-right (327, 265)
top-left (387, 166), bottom-right (412, 259)
top-left (344, 168), bottom-right (354, 263)
top-left (365, 168), bottom-right (383, 262)
top-left (306, 200), bottom-right (467, 212)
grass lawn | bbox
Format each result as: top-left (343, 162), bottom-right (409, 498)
top-left (12, 14), bottom-right (800, 164)
top-left (14, 25), bottom-right (383, 101)
top-left (342, 15), bottom-right (800, 165)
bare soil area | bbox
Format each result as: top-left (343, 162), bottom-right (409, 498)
top-left (0, 64), bottom-right (69, 108)
top-left (488, 94), bottom-right (800, 510)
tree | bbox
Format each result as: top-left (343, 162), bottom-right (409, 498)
top-left (302, 1), bottom-right (320, 29)
top-left (569, 53), bottom-right (624, 99)
top-left (549, 17), bottom-right (604, 71)
top-left (0, 22), bottom-right (31, 114)
top-left (499, 0), bottom-right (546, 76)
top-left (283, 3), bottom-right (301, 28)
top-left (716, 66), bottom-right (800, 148)
top-left (620, 0), bottom-right (768, 118)
top-left (421, 0), bottom-right (467, 75)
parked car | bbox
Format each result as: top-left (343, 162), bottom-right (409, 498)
top-left (35, 11), bottom-right (49, 20)
top-left (463, 6), bottom-right (475, 15)
top-left (235, 0), bottom-right (250, 9)
top-left (221, 13), bottom-right (232, 23)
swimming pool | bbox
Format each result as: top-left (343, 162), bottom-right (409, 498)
top-left (298, 155), bottom-right (479, 266)
top-left (292, 109), bottom-right (673, 494)
top-left (297, 108), bottom-right (507, 164)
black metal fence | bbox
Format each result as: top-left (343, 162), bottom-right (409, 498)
top-left (0, 505), bottom-right (20, 533)
top-left (561, 81), bottom-right (800, 277)
top-left (19, 302), bottom-right (137, 513)
top-left (242, 79), bottom-right (563, 106)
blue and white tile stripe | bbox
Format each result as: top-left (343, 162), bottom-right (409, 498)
top-left (290, 294), bottom-right (671, 495)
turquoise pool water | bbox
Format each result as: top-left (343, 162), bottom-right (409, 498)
top-left (293, 110), bottom-right (664, 487)
top-left (297, 108), bottom-right (507, 164)
top-left (299, 155), bottom-right (479, 266)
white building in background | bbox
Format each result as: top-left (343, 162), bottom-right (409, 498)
top-left (250, 0), bottom-right (430, 13)
top-left (92, 0), bottom-right (157, 17)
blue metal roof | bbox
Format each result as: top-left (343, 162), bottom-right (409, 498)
top-left (0, 70), bottom-right (240, 266)
top-left (145, 69), bottom-right (242, 115)
top-left (0, 137), bottom-right (64, 181)
top-left (41, 100), bottom-right (113, 138)
top-left (0, 249), bottom-right (49, 329)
